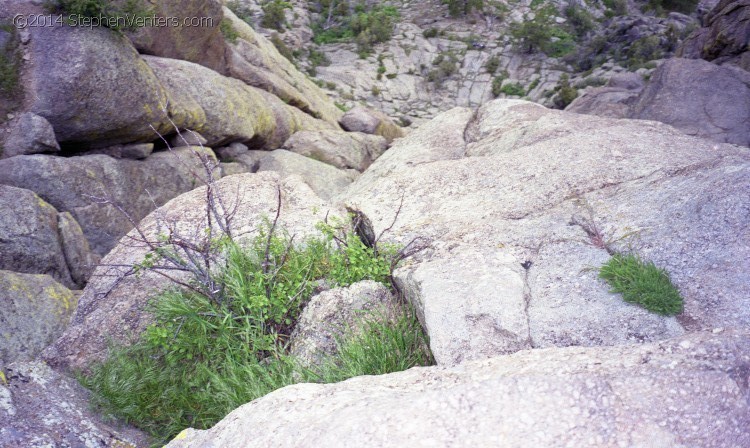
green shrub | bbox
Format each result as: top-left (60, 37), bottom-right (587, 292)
top-left (647, 0), bottom-right (698, 14)
top-left (443, 0), bottom-right (485, 17)
top-left (227, 0), bottom-right (255, 25)
top-left (0, 33), bottom-right (19, 94)
top-left (312, 4), bottom-right (399, 56)
top-left (602, 0), bottom-right (628, 16)
top-left (82, 221), bottom-right (424, 443)
top-left (270, 33), bottom-right (294, 62)
top-left (564, 4), bottom-right (594, 38)
top-left (220, 18), bottom-right (240, 43)
top-left (491, 71), bottom-right (508, 97)
top-left (485, 55), bottom-right (500, 74)
top-left (500, 82), bottom-right (525, 97)
top-left (261, 0), bottom-right (290, 31)
top-left (626, 35), bottom-right (663, 70)
top-left (599, 253), bottom-right (683, 316)
top-left (48, 0), bottom-right (152, 30)
top-left (553, 74), bottom-right (578, 108)
top-left (423, 27), bottom-right (439, 38)
top-left (427, 51), bottom-right (459, 86)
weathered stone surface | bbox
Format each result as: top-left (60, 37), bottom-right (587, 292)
top-left (57, 211), bottom-right (100, 287)
top-left (339, 106), bottom-right (405, 143)
top-left (1, 113), bottom-right (59, 158)
top-left (0, 271), bottom-right (76, 365)
top-left (630, 58), bottom-right (750, 146)
top-left (1, 361), bottom-right (150, 447)
top-left (43, 172), bottom-right (345, 372)
top-left (343, 100), bottom-right (749, 365)
top-left (0, 148), bottom-right (218, 256)
top-left (290, 281), bottom-right (397, 369)
top-left (85, 143), bottom-right (155, 160)
top-left (283, 130), bottom-right (388, 171)
top-left (237, 149), bottom-right (359, 200)
top-left (170, 130), bottom-right (208, 148)
top-left (126, 0), bottom-right (227, 74)
top-left (0, 185), bottom-right (73, 288)
top-left (26, 25), bottom-right (171, 148)
top-left (144, 55), bottom-right (331, 149)
top-left (678, 0), bottom-right (750, 70)
top-left (223, 7), bottom-right (344, 127)
top-left (166, 330), bottom-right (750, 448)
top-left (565, 87), bottom-right (639, 118)
top-left (215, 142), bottom-right (250, 161)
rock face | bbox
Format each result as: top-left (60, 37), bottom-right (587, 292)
top-left (1, 113), bottom-right (60, 158)
top-left (566, 74), bottom-right (644, 118)
top-left (342, 100), bottom-right (749, 365)
top-left (166, 330), bottom-right (750, 448)
top-left (26, 24), bottom-right (171, 148)
top-left (339, 107), bottom-right (405, 143)
top-left (283, 130), bottom-right (388, 171)
top-left (43, 172), bottom-right (345, 372)
top-left (678, 0), bottom-right (750, 70)
top-left (290, 281), bottom-right (398, 369)
top-left (0, 148), bottom-right (218, 256)
top-left (0, 185), bottom-right (75, 288)
top-left (630, 58), bottom-right (750, 146)
top-left (1, 361), bottom-right (150, 447)
top-left (0, 271), bottom-right (76, 365)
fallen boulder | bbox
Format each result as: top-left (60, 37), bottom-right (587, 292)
top-left (1, 112), bottom-right (60, 158)
top-left (339, 106), bottom-right (405, 144)
top-left (283, 130), bottom-right (388, 171)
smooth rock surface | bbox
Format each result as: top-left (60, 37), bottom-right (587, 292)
top-left (1, 112), bottom-right (59, 158)
top-left (166, 330), bottom-right (750, 448)
top-left (339, 106), bottom-right (405, 143)
top-left (343, 100), bottom-right (749, 365)
top-left (43, 172), bottom-right (345, 372)
top-left (1, 361), bottom-right (150, 447)
top-left (0, 271), bottom-right (76, 365)
top-left (283, 130), bottom-right (388, 171)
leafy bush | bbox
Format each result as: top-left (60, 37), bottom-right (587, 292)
top-left (500, 82), bottom-right (525, 97)
top-left (427, 51), bottom-right (459, 86)
top-left (47, 0), bottom-right (152, 30)
top-left (553, 73), bottom-right (578, 108)
top-left (261, 0), bottom-right (290, 31)
top-left (423, 27), bottom-right (439, 38)
top-left (443, 0), bottom-right (485, 17)
top-left (485, 55), bottom-right (500, 74)
top-left (491, 71), bottom-right (509, 97)
top-left (599, 253), bottom-right (683, 315)
top-left (564, 4), bottom-right (594, 38)
top-left (647, 0), bottom-right (698, 14)
top-left (270, 33), bottom-right (294, 62)
top-left (220, 18), bottom-right (240, 43)
top-left (312, 4), bottom-right (399, 57)
top-left (626, 35), bottom-right (663, 70)
top-left (83, 221), bottom-right (426, 443)
top-left (227, 0), bottom-right (255, 25)
top-left (602, 0), bottom-right (628, 16)
top-left (0, 28), bottom-right (19, 94)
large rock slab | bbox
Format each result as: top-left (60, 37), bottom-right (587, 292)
top-left (343, 100), bottom-right (749, 365)
top-left (1, 112), bottom-right (60, 158)
top-left (1, 361), bottom-right (150, 447)
top-left (678, 0), bottom-right (750, 70)
top-left (166, 330), bottom-right (750, 448)
top-left (339, 106), bottom-right (405, 143)
top-left (0, 271), bottom-right (76, 366)
top-left (26, 24), bottom-right (171, 148)
top-left (283, 130), bottom-right (388, 171)
top-left (0, 185), bottom-right (75, 288)
top-left (0, 148), bottom-right (218, 256)
top-left (630, 58), bottom-right (750, 147)
top-left (43, 172), bottom-right (346, 372)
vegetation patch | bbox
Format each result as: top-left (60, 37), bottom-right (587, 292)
top-left (599, 253), bottom-right (683, 316)
top-left (311, 3), bottom-right (399, 57)
top-left (46, 0), bottom-right (153, 31)
top-left (220, 18), bottom-right (240, 44)
top-left (500, 82), bottom-right (525, 97)
top-left (0, 27), bottom-right (19, 95)
top-left (261, 0), bottom-right (291, 31)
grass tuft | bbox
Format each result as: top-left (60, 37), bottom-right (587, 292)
top-left (599, 253), bottom-right (683, 316)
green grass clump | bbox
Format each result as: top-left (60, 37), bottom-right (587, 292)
top-left (500, 82), bottom-right (525, 97)
top-left (82, 222), bottom-right (429, 444)
top-left (599, 253), bottom-right (683, 316)
top-left (220, 18), bottom-right (240, 43)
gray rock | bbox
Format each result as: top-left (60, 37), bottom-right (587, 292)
top-left (43, 173), bottom-right (346, 372)
top-left (170, 130), bottom-right (208, 148)
top-left (606, 72), bottom-right (645, 90)
top-left (214, 142), bottom-right (250, 161)
top-left (84, 143), bottom-right (155, 160)
top-left (0, 271), bottom-right (77, 365)
top-left (57, 212), bottom-right (100, 287)
top-left (630, 58), bottom-right (750, 146)
top-left (0, 148), bottom-right (219, 256)
top-left (2, 113), bottom-right (59, 158)
top-left (343, 100), bottom-right (749, 365)
top-left (290, 281), bottom-right (398, 369)
top-left (283, 130), bottom-right (388, 171)
top-left (0, 185), bottom-right (74, 288)
top-left (248, 149), bottom-right (359, 200)
top-left (1, 361), bottom-right (150, 447)
top-left (678, 0), bottom-right (750, 70)
top-left (26, 24), bottom-right (171, 148)
top-left (339, 107), bottom-right (405, 143)
top-left (566, 87), bottom-right (639, 118)
top-left (166, 330), bottom-right (750, 448)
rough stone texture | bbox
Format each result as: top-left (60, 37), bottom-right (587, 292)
top-left (1, 112), bottom-right (59, 158)
top-left (85, 143), bottom-right (155, 160)
top-left (0, 185), bottom-right (74, 288)
top-left (283, 130), bottom-right (388, 171)
top-left (166, 330), bottom-right (750, 448)
top-left (343, 100), bottom-right (749, 365)
top-left (678, 0), bottom-right (750, 70)
top-left (126, 0), bottom-right (227, 74)
top-left (57, 211), bottom-right (100, 287)
top-left (0, 271), bottom-right (76, 365)
top-left (170, 130), bottom-right (208, 148)
top-left (565, 87), bottom-right (639, 118)
top-left (237, 149), bottom-right (359, 200)
top-left (290, 281), bottom-right (398, 369)
top-left (1, 361), bottom-right (150, 447)
top-left (339, 106), bottom-right (405, 143)
top-left (215, 142), bottom-right (250, 161)
top-left (0, 147), bottom-right (218, 256)
top-left (144, 55), bottom-right (331, 149)
top-left (26, 24), bottom-right (171, 148)
top-left (223, 6), bottom-right (344, 127)
top-left (43, 172), bottom-right (346, 372)
top-left (630, 58), bottom-right (750, 147)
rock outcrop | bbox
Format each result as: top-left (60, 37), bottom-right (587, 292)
top-left (630, 57), bottom-right (750, 146)
top-left (283, 130), bottom-right (388, 172)
top-left (342, 100), bottom-right (749, 365)
top-left (339, 106), bottom-right (405, 143)
top-left (0, 271), bottom-right (76, 366)
top-left (43, 172), bottom-right (346, 372)
top-left (678, 0), bottom-right (750, 70)
top-left (1, 113), bottom-right (60, 158)
top-left (166, 330), bottom-right (750, 448)
top-left (1, 361), bottom-right (150, 447)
